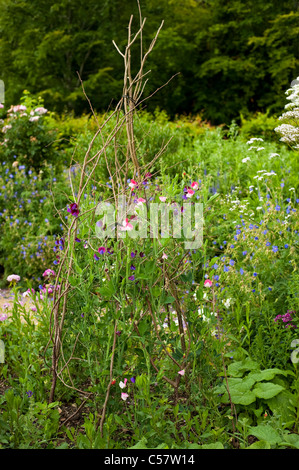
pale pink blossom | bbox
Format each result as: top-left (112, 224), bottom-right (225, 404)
top-left (159, 196), bottom-right (167, 202)
top-left (121, 392), bottom-right (129, 401)
top-left (0, 313), bottom-right (8, 321)
top-left (178, 370), bottom-right (185, 376)
top-left (7, 274), bottom-right (20, 283)
top-left (119, 218), bottom-right (133, 231)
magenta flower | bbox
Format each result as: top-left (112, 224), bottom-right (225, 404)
top-left (67, 203), bottom-right (80, 217)
top-left (98, 246), bottom-right (106, 255)
top-left (204, 279), bottom-right (213, 287)
top-left (186, 188), bottom-right (195, 198)
top-left (42, 269), bottom-right (55, 278)
top-left (191, 181), bottom-right (199, 190)
top-left (128, 275), bottom-right (135, 281)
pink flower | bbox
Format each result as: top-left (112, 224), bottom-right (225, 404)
top-left (119, 378), bottom-right (128, 389)
top-left (191, 182), bottom-right (199, 190)
top-left (0, 313), bottom-right (8, 321)
top-left (34, 107), bottom-right (48, 115)
top-left (2, 303), bottom-right (10, 310)
top-left (178, 369), bottom-right (185, 376)
top-left (204, 279), bottom-right (213, 287)
top-left (7, 274), bottom-right (20, 283)
top-left (98, 246), bottom-right (106, 255)
top-left (120, 218), bottom-right (133, 231)
top-left (121, 392), bottom-right (129, 401)
top-left (0, 103), bottom-right (4, 109)
top-left (186, 188), bottom-right (195, 198)
top-left (162, 252), bottom-right (168, 259)
top-left (159, 196), bottom-right (167, 202)
top-left (43, 269), bottom-right (55, 278)
top-left (129, 179), bottom-right (137, 190)
top-left (29, 116), bottom-right (40, 122)
top-left (31, 306), bottom-right (37, 312)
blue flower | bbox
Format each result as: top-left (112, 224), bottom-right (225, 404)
top-left (272, 246), bottom-right (278, 253)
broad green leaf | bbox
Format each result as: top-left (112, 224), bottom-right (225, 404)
top-left (227, 358), bottom-right (259, 378)
top-left (253, 382), bottom-right (285, 400)
top-left (247, 440), bottom-right (271, 449)
top-left (248, 368), bottom-right (288, 382)
top-left (248, 424), bottom-right (281, 446)
top-left (279, 433), bottom-right (299, 449)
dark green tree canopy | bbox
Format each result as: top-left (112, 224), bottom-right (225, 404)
top-left (0, 0), bottom-right (298, 124)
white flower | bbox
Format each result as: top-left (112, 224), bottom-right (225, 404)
top-left (222, 299), bottom-right (231, 308)
top-left (242, 157), bottom-right (250, 163)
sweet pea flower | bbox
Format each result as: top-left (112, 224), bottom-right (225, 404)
top-left (120, 218), bottom-right (133, 231)
top-left (121, 393), bottom-right (129, 401)
top-left (119, 378), bottom-right (128, 389)
top-left (162, 252), bottom-right (168, 259)
top-left (159, 196), bottom-right (167, 202)
top-left (67, 203), bottom-right (80, 217)
top-left (43, 269), bottom-right (55, 278)
top-left (186, 188), bottom-right (195, 198)
top-left (136, 197), bottom-right (146, 204)
top-left (178, 370), bottom-right (185, 376)
top-left (0, 313), bottom-right (8, 321)
top-left (129, 179), bottom-right (137, 190)
top-left (191, 182), bottom-right (199, 190)
top-left (98, 246), bottom-right (106, 255)
top-left (204, 279), bottom-right (213, 287)
top-left (2, 303), bottom-right (10, 310)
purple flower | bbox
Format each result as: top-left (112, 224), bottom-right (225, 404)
top-left (128, 275), bottom-right (135, 281)
top-left (98, 246), bottom-right (106, 255)
top-left (67, 203), bottom-right (80, 217)
top-left (130, 377), bottom-right (136, 383)
top-left (130, 265), bottom-right (136, 271)
top-left (26, 391), bottom-right (33, 398)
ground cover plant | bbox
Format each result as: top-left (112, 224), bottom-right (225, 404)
top-left (0, 9), bottom-right (299, 451)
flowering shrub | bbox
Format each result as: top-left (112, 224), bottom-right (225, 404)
top-left (0, 91), bottom-right (60, 173)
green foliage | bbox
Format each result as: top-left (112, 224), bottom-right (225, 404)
top-left (0, 0), bottom-right (298, 123)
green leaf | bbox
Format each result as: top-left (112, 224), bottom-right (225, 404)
top-left (201, 442), bottom-right (224, 449)
top-left (248, 368), bottom-right (288, 382)
top-left (248, 424), bottom-right (282, 446)
top-left (279, 433), bottom-right (299, 449)
top-left (247, 440), bottom-right (271, 449)
top-left (253, 382), bottom-right (285, 400)
top-left (228, 377), bottom-right (256, 405)
top-left (129, 437), bottom-right (148, 449)
top-left (227, 358), bottom-right (259, 378)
